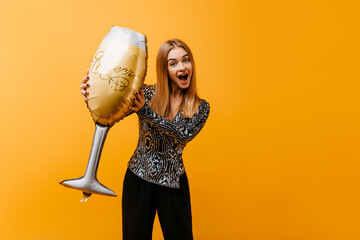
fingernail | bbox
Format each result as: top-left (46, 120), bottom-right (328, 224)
top-left (135, 92), bottom-right (138, 95)
top-left (86, 76), bottom-right (89, 79)
top-left (132, 98), bottom-right (135, 100)
top-left (87, 84), bottom-right (89, 86)
top-left (129, 107), bottom-right (132, 109)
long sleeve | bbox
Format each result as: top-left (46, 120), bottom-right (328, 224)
top-left (136, 100), bottom-right (210, 143)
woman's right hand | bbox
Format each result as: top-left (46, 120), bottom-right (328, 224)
top-left (80, 69), bottom-right (90, 102)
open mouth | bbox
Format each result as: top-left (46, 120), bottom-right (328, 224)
top-left (178, 74), bottom-right (188, 82)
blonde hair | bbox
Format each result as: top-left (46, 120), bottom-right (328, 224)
top-left (150, 39), bottom-right (201, 119)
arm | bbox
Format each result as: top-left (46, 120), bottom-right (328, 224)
top-left (137, 100), bottom-right (210, 143)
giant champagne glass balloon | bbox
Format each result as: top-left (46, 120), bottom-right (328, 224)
top-left (60, 26), bottom-right (147, 202)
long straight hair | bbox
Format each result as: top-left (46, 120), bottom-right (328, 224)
top-left (150, 39), bottom-right (201, 119)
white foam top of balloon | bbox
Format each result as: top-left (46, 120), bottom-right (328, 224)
top-left (105, 26), bottom-right (146, 52)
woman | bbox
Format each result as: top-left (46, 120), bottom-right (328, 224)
top-left (80, 39), bottom-right (210, 240)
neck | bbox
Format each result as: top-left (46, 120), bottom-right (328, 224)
top-left (169, 82), bottom-right (185, 99)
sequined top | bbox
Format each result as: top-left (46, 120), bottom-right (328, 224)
top-left (127, 85), bottom-right (210, 188)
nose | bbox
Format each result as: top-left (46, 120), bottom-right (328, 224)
top-left (178, 62), bottom-right (186, 71)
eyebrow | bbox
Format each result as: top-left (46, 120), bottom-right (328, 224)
top-left (167, 54), bottom-right (189, 62)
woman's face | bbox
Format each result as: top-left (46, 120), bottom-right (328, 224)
top-left (167, 47), bottom-right (193, 91)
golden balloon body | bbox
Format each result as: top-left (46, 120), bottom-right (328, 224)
top-left (87, 27), bottom-right (147, 126)
top-left (60, 27), bottom-right (147, 201)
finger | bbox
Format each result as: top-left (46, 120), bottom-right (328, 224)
top-left (137, 88), bottom-right (145, 103)
top-left (134, 94), bottom-right (145, 108)
top-left (139, 89), bottom-right (145, 104)
top-left (80, 83), bottom-right (89, 90)
top-left (81, 76), bottom-right (90, 84)
top-left (81, 91), bottom-right (88, 101)
top-left (135, 91), bottom-right (145, 104)
top-left (134, 91), bottom-right (141, 101)
top-left (86, 68), bottom-right (89, 75)
top-left (129, 106), bottom-right (138, 112)
top-left (129, 101), bottom-right (139, 111)
top-left (81, 90), bottom-right (88, 96)
top-left (139, 87), bottom-right (144, 97)
top-left (131, 96), bottom-right (141, 108)
top-left (133, 97), bottom-right (145, 110)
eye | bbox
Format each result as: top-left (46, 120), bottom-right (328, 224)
top-left (183, 58), bottom-right (190, 63)
top-left (169, 62), bottom-right (177, 67)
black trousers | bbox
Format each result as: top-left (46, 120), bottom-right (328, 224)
top-left (122, 168), bottom-right (193, 240)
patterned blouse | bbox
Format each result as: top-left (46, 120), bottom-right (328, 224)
top-left (127, 85), bottom-right (210, 188)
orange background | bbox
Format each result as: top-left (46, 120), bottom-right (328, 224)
top-left (0, 0), bottom-right (359, 239)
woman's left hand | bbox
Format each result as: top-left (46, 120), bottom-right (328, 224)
top-left (130, 87), bottom-right (145, 112)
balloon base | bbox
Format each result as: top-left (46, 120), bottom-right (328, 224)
top-left (59, 176), bottom-right (117, 199)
